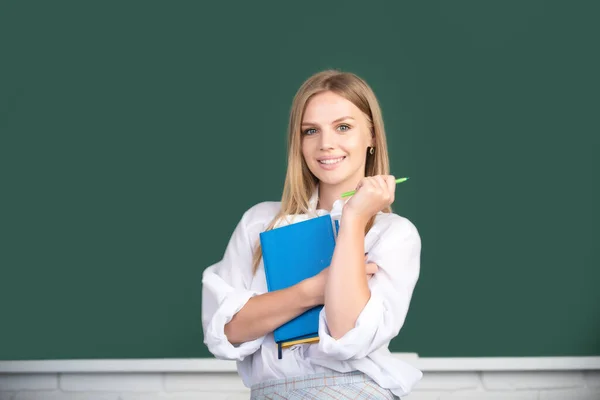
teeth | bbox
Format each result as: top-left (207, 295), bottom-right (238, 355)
top-left (319, 157), bottom-right (345, 165)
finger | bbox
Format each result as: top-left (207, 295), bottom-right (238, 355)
top-left (385, 175), bottom-right (396, 203)
top-left (354, 177), bottom-right (370, 193)
top-left (362, 176), bottom-right (380, 193)
top-left (373, 175), bottom-right (388, 193)
top-left (358, 176), bottom-right (377, 195)
top-left (365, 262), bottom-right (378, 275)
top-left (372, 175), bottom-right (391, 204)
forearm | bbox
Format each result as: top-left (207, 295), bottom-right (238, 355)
top-left (324, 214), bottom-right (371, 339)
top-left (224, 281), bottom-right (320, 345)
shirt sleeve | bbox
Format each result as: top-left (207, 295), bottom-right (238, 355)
top-left (201, 205), bottom-right (266, 361)
top-left (318, 215), bottom-right (421, 361)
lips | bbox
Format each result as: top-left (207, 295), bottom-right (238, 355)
top-left (318, 156), bottom-right (346, 165)
top-left (316, 156), bottom-right (346, 171)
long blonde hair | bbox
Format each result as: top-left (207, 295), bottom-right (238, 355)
top-left (252, 69), bottom-right (392, 273)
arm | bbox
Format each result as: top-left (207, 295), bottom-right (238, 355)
top-left (224, 279), bottom-right (320, 344)
top-left (324, 175), bottom-right (397, 339)
top-left (323, 213), bottom-right (371, 339)
top-left (318, 175), bottom-right (421, 360)
top-left (319, 216), bottom-right (421, 360)
top-left (202, 203), bottom-right (277, 361)
top-left (225, 255), bottom-right (377, 344)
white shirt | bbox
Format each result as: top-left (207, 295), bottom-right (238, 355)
top-left (201, 189), bottom-right (423, 397)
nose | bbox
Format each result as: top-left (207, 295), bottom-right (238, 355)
top-left (319, 127), bottom-right (336, 150)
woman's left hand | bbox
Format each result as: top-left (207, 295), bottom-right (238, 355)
top-left (343, 175), bottom-right (396, 224)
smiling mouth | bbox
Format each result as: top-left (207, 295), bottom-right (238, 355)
top-left (318, 156), bottom-right (346, 165)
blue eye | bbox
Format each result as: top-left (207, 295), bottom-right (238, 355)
top-left (303, 128), bottom-right (317, 135)
top-left (337, 124), bottom-right (350, 132)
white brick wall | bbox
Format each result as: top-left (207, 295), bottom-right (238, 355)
top-left (584, 371), bottom-right (600, 388)
top-left (481, 371), bottom-right (586, 390)
top-left (0, 374), bottom-right (57, 390)
top-left (60, 373), bottom-right (163, 392)
top-left (1, 370), bottom-right (600, 399)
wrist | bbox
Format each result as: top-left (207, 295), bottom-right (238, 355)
top-left (340, 210), bottom-right (369, 230)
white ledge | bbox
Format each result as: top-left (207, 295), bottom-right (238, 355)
top-left (1, 355), bottom-right (599, 373)
top-left (416, 357), bottom-right (600, 371)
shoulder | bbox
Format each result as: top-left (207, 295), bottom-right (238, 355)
top-left (371, 211), bottom-right (421, 245)
top-left (239, 201), bottom-right (281, 233)
top-left (243, 201), bottom-right (281, 222)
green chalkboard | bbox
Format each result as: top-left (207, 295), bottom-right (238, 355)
top-left (1, 1), bottom-right (598, 360)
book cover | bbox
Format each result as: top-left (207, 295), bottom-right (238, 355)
top-left (259, 214), bottom-right (336, 356)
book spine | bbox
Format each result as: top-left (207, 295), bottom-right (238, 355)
top-left (259, 234), bottom-right (274, 292)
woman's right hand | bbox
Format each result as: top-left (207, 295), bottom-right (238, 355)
top-left (302, 255), bottom-right (377, 305)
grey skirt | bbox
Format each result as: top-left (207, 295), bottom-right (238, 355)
top-left (250, 370), bottom-right (399, 400)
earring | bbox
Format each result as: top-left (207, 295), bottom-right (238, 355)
top-left (369, 147), bottom-right (375, 155)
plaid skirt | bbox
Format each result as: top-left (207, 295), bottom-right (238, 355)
top-left (250, 370), bottom-right (399, 400)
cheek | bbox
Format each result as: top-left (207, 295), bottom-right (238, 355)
top-left (300, 141), bottom-right (307, 158)
top-left (343, 134), bottom-right (368, 154)
top-left (301, 140), bottom-right (314, 160)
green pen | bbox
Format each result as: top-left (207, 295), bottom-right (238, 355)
top-left (341, 177), bottom-right (410, 198)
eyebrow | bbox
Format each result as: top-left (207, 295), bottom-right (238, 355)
top-left (301, 116), bottom-right (355, 126)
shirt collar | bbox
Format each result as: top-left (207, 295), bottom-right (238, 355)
top-left (308, 184), bottom-right (347, 221)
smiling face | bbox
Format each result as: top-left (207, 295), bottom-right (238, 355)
top-left (300, 90), bottom-right (374, 191)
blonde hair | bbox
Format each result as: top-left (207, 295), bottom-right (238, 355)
top-left (251, 69), bottom-right (392, 273)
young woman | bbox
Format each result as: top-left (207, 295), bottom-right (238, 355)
top-left (202, 70), bottom-right (422, 399)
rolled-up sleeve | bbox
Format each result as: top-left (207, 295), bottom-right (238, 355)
top-left (201, 207), bottom-right (266, 361)
top-left (318, 215), bottom-right (421, 361)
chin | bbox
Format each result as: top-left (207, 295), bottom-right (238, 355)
top-left (311, 170), bottom-right (348, 187)
top-left (317, 177), bottom-right (343, 186)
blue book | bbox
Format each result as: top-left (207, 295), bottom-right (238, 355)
top-left (259, 214), bottom-right (337, 358)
